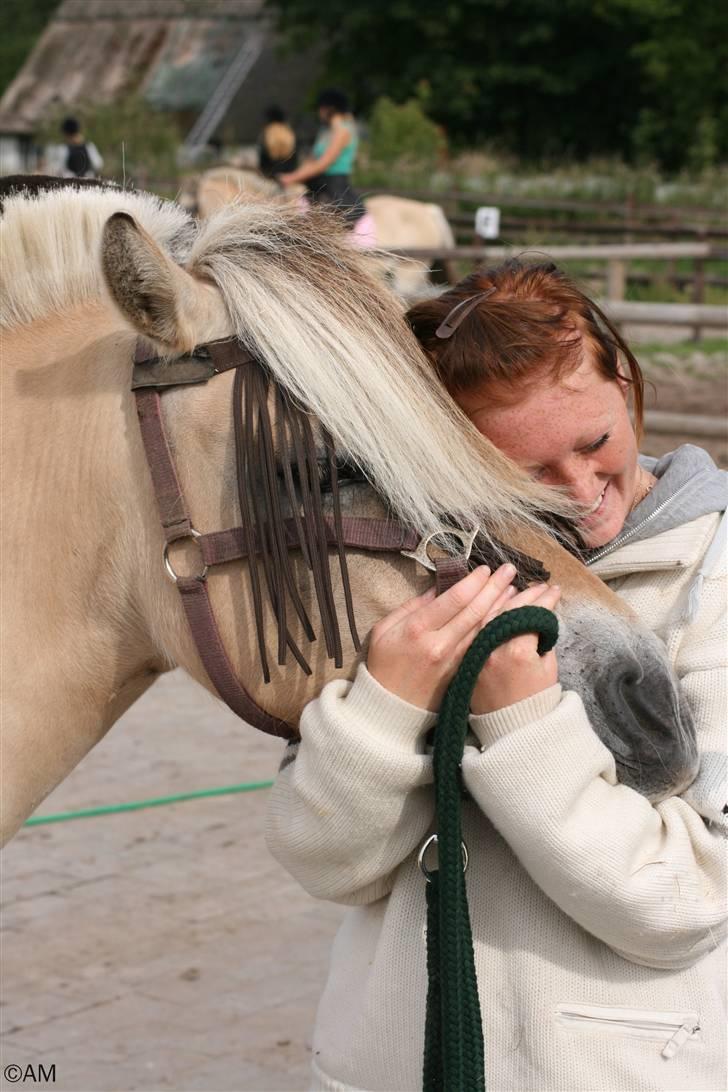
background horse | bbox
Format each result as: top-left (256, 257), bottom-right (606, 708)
top-left (182, 166), bottom-right (454, 299)
top-left (0, 182), bottom-right (696, 846)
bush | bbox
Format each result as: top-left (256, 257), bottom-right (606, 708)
top-left (36, 95), bottom-right (182, 186)
top-left (365, 96), bottom-right (444, 169)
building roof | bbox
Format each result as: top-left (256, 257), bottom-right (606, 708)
top-left (0, 0), bottom-right (266, 134)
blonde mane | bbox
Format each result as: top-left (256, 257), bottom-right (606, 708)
top-left (0, 186), bottom-right (192, 330)
top-left (2, 187), bottom-right (574, 540)
top-left (186, 201), bottom-right (575, 539)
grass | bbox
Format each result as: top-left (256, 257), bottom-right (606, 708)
top-left (634, 337), bottom-right (728, 357)
top-left (357, 152), bottom-right (728, 210)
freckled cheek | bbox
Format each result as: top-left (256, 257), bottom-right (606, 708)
top-left (598, 436), bottom-right (633, 479)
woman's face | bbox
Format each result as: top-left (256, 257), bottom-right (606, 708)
top-left (456, 357), bottom-right (640, 548)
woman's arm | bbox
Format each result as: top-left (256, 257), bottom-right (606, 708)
top-left (265, 565), bottom-right (539, 903)
top-left (265, 665), bottom-right (435, 905)
top-left (462, 563), bottom-right (727, 970)
top-left (279, 122), bottom-right (351, 184)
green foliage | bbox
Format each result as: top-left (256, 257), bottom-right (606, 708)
top-left (0, 0), bottom-right (60, 97)
top-left (366, 96), bottom-right (444, 168)
top-left (267, 0), bottom-right (728, 171)
top-left (36, 95), bottom-right (182, 184)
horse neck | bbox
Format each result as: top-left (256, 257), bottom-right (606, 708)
top-left (1, 303), bottom-right (169, 840)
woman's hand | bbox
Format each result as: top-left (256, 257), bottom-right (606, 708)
top-left (367, 564), bottom-right (519, 711)
top-left (470, 583), bottom-right (561, 715)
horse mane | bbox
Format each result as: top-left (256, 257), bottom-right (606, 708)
top-left (0, 180), bottom-right (193, 331)
top-left (200, 166), bottom-right (279, 198)
top-left (1, 183), bottom-right (575, 540)
top-left (187, 200), bottom-right (576, 540)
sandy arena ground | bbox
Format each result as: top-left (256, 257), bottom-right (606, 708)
top-left (636, 341), bottom-right (727, 468)
top-left (2, 339), bottom-right (725, 1092)
top-left (1, 671), bottom-right (345, 1092)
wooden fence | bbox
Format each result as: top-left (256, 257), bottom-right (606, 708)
top-left (368, 186), bottom-right (726, 236)
top-left (391, 243), bottom-right (728, 335)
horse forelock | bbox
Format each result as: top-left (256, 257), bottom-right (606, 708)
top-left (0, 184), bottom-right (193, 331)
top-left (186, 200), bottom-right (577, 543)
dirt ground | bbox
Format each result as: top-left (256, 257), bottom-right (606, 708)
top-left (1, 671), bottom-right (345, 1092)
top-left (633, 339), bottom-right (727, 468)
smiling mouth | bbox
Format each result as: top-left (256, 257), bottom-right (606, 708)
top-left (584, 483), bottom-right (608, 518)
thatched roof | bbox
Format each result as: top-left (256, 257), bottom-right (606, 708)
top-left (0, 0), bottom-right (266, 134)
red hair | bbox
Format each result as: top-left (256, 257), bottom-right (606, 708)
top-left (407, 258), bottom-right (644, 439)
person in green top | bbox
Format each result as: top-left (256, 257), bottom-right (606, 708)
top-left (280, 88), bottom-right (366, 225)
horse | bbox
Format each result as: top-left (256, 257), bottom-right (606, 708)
top-left (181, 166), bottom-right (454, 299)
top-left (0, 179), bottom-right (697, 847)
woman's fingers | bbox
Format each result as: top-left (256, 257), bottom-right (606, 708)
top-left (425, 563), bottom-right (517, 637)
top-left (532, 584), bottom-right (561, 610)
top-left (454, 583), bottom-right (560, 658)
top-left (371, 585), bottom-right (437, 637)
top-left (414, 564), bottom-right (495, 629)
top-left (487, 581), bottom-right (561, 619)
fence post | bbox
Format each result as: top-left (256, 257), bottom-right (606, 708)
top-left (691, 258), bottom-right (705, 342)
top-left (606, 259), bottom-right (626, 301)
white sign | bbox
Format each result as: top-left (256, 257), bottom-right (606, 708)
top-left (474, 206), bottom-right (501, 240)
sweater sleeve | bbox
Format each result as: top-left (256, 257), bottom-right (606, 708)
top-left (462, 565), bottom-right (727, 971)
top-left (265, 664), bottom-right (435, 905)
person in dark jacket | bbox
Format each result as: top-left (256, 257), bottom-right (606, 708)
top-left (257, 106), bottom-right (298, 179)
top-left (59, 117), bottom-right (103, 179)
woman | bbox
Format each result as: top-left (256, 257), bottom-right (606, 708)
top-left (266, 260), bottom-right (727, 1091)
top-left (279, 88), bottom-right (367, 227)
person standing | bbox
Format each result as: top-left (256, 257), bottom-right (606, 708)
top-left (58, 117), bottom-right (103, 179)
top-left (279, 88), bottom-right (366, 226)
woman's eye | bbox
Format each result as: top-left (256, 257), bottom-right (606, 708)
top-left (586, 432), bottom-right (610, 453)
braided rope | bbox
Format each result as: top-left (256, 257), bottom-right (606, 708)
top-left (423, 606), bottom-right (559, 1092)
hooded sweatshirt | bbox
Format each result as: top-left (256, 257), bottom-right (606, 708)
top-left (589, 443), bottom-right (727, 558)
top-left (266, 445), bottom-right (727, 1092)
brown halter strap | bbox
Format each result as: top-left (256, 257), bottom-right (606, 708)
top-left (133, 336), bottom-right (477, 738)
top-left (133, 336), bottom-right (549, 737)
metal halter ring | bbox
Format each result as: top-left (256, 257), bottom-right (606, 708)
top-left (417, 833), bottom-right (469, 883)
top-left (163, 528), bottom-right (208, 583)
top-left (401, 525), bottom-right (480, 573)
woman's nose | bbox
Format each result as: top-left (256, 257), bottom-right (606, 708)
top-left (548, 463), bottom-right (601, 504)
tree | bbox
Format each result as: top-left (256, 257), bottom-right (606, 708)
top-left (267, 0), bottom-right (727, 168)
top-left (0, 0), bottom-right (60, 98)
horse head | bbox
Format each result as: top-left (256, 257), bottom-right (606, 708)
top-left (0, 182), bottom-right (697, 844)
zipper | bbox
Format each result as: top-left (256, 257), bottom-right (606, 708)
top-left (556, 1004), bottom-right (701, 1059)
top-left (586, 473), bottom-right (710, 566)
top-left (662, 1020), bottom-right (702, 1059)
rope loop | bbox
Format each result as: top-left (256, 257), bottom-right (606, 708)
top-left (422, 605), bottom-right (558, 1092)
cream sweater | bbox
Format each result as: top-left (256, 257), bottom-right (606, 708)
top-left (266, 512), bottom-right (727, 1092)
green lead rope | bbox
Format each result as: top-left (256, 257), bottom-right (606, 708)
top-left (422, 605), bottom-right (559, 1092)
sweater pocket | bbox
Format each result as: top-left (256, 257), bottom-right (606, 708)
top-left (555, 1002), bottom-right (701, 1059)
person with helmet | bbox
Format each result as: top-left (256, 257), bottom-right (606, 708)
top-left (279, 88), bottom-right (366, 226)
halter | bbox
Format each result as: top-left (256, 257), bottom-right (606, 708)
top-left (132, 336), bottom-right (549, 738)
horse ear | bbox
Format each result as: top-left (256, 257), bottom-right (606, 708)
top-left (101, 211), bottom-right (197, 350)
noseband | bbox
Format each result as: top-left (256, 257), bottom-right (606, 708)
top-left (132, 336), bottom-right (548, 738)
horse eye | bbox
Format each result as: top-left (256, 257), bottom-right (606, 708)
top-left (277, 455), bottom-right (366, 495)
top-left (317, 455), bottom-right (367, 494)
